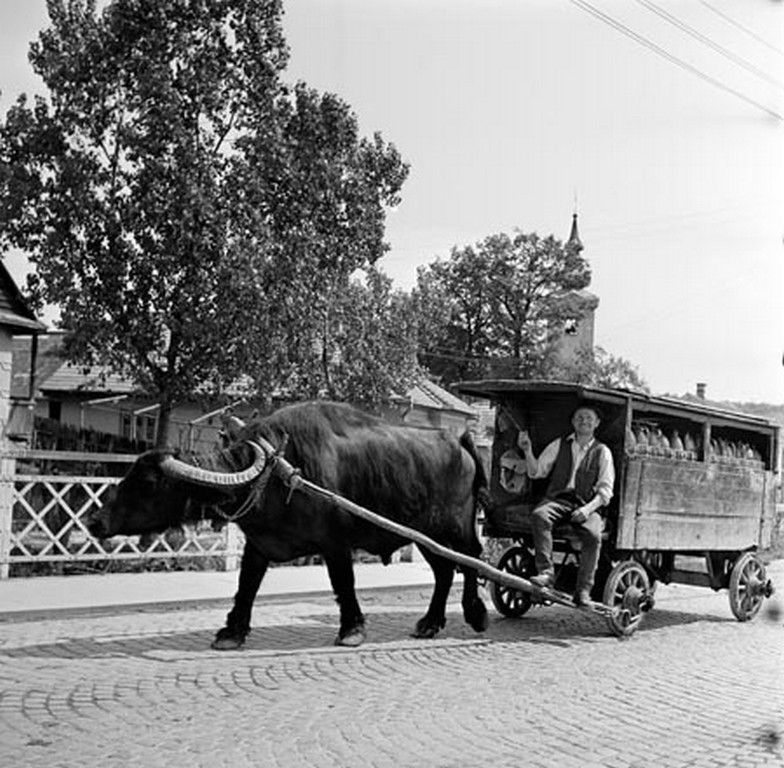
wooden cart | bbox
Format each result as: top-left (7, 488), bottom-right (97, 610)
top-left (455, 380), bottom-right (779, 636)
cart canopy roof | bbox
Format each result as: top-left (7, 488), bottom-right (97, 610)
top-left (454, 379), bottom-right (778, 435)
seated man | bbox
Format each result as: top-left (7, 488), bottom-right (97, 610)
top-left (516, 404), bottom-right (615, 606)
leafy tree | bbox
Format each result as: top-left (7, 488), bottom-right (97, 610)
top-left (310, 268), bottom-right (421, 407)
top-left (0, 0), bottom-right (407, 444)
top-left (223, 84), bottom-right (409, 402)
top-left (412, 244), bottom-right (493, 384)
top-left (414, 230), bottom-right (590, 385)
top-left (552, 345), bottom-right (649, 392)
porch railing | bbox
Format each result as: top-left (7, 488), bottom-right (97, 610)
top-left (0, 450), bottom-right (242, 579)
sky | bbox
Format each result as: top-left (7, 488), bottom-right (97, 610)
top-left (1, 0), bottom-right (782, 404)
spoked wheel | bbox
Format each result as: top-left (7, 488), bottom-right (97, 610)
top-left (603, 560), bottom-right (653, 637)
top-left (729, 552), bottom-right (771, 622)
top-left (490, 545), bottom-right (535, 618)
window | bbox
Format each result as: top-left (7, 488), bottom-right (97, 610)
top-left (138, 414), bottom-right (156, 443)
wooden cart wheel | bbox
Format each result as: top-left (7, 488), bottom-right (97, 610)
top-left (602, 560), bottom-right (651, 637)
top-left (490, 545), bottom-right (535, 618)
top-left (729, 552), bottom-right (769, 622)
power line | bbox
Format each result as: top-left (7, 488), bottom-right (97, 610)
top-left (596, 259), bottom-right (770, 347)
top-left (698, 0), bottom-right (784, 57)
top-left (634, 0), bottom-right (784, 91)
top-left (586, 200), bottom-right (782, 240)
top-left (567, 0), bottom-right (783, 121)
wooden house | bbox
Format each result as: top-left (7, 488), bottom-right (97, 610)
top-left (0, 262), bottom-right (47, 447)
top-left (11, 332), bottom-right (480, 453)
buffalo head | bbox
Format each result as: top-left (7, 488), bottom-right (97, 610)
top-left (87, 441), bottom-right (270, 539)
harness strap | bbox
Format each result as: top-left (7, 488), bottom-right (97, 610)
top-left (212, 440), bottom-right (273, 523)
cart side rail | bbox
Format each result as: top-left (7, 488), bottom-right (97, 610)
top-left (617, 457), bottom-right (774, 551)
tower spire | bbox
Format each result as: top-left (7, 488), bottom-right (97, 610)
top-left (567, 211), bottom-right (583, 253)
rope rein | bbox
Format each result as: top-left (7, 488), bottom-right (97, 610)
top-left (212, 436), bottom-right (288, 523)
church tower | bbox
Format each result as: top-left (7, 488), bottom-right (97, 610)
top-left (553, 212), bottom-right (598, 366)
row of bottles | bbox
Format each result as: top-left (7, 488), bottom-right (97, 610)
top-left (627, 425), bottom-right (698, 460)
top-left (626, 424), bottom-right (764, 468)
top-left (708, 439), bottom-right (764, 468)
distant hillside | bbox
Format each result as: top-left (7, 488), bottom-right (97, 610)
top-left (727, 402), bottom-right (784, 427)
top-left (667, 394), bottom-right (784, 427)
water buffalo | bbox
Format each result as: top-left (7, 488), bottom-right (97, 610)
top-left (88, 401), bottom-right (489, 649)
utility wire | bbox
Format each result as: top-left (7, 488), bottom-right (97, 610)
top-left (587, 201), bottom-right (781, 239)
top-left (634, 0), bottom-right (784, 90)
top-left (698, 0), bottom-right (784, 57)
top-left (567, 0), bottom-right (783, 121)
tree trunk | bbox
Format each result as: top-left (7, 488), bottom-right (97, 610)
top-left (155, 398), bottom-right (174, 449)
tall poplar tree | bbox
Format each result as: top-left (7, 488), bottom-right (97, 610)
top-left (0, 0), bottom-right (408, 442)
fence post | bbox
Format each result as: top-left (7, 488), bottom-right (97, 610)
top-left (224, 523), bottom-right (241, 571)
top-left (0, 455), bottom-right (16, 579)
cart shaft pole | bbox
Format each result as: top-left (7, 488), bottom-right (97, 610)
top-left (251, 437), bottom-right (613, 617)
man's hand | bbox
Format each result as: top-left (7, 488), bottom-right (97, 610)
top-left (571, 507), bottom-right (590, 525)
top-left (537, 505), bottom-right (562, 524)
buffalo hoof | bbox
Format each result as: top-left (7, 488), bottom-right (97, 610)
top-left (412, 616), bottom-right (445, 639)
top-left (211, 628), bottom-right (248, 651)
top-left (465, 600), bottom-right (489, 633)
top-left (335, 627), bottom-right (366, 647)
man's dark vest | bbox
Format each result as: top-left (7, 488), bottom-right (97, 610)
top-left (546, 438), bottom-right (605, 503)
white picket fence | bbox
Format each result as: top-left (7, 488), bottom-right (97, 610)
top-left (0, 450), bottom-right (242, 579)
top-left (2, 448), bottom-right (779, 581)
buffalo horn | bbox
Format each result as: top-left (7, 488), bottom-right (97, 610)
top-left (160, 441), bottom-right (269, 487)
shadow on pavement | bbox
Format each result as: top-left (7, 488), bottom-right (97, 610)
top-left (0, 602), bottom-right (739, 661)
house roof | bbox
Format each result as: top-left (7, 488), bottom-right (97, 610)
top-left (393, 378), bottom-right (478, 417)
top-left (12, 332), bottom-right (477, 418)
top-left (0, 260), bottom-right (46, 332)
top-left (42, 362), bottom-right (137, 396)
top-left (11, 333), bottom-right (136, 399)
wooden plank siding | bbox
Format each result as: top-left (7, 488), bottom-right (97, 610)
top-left (618, 458), bottom-right (773, 551)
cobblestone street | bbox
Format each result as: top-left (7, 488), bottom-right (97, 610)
top-left (1, 573), bottom-right (783, 768)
